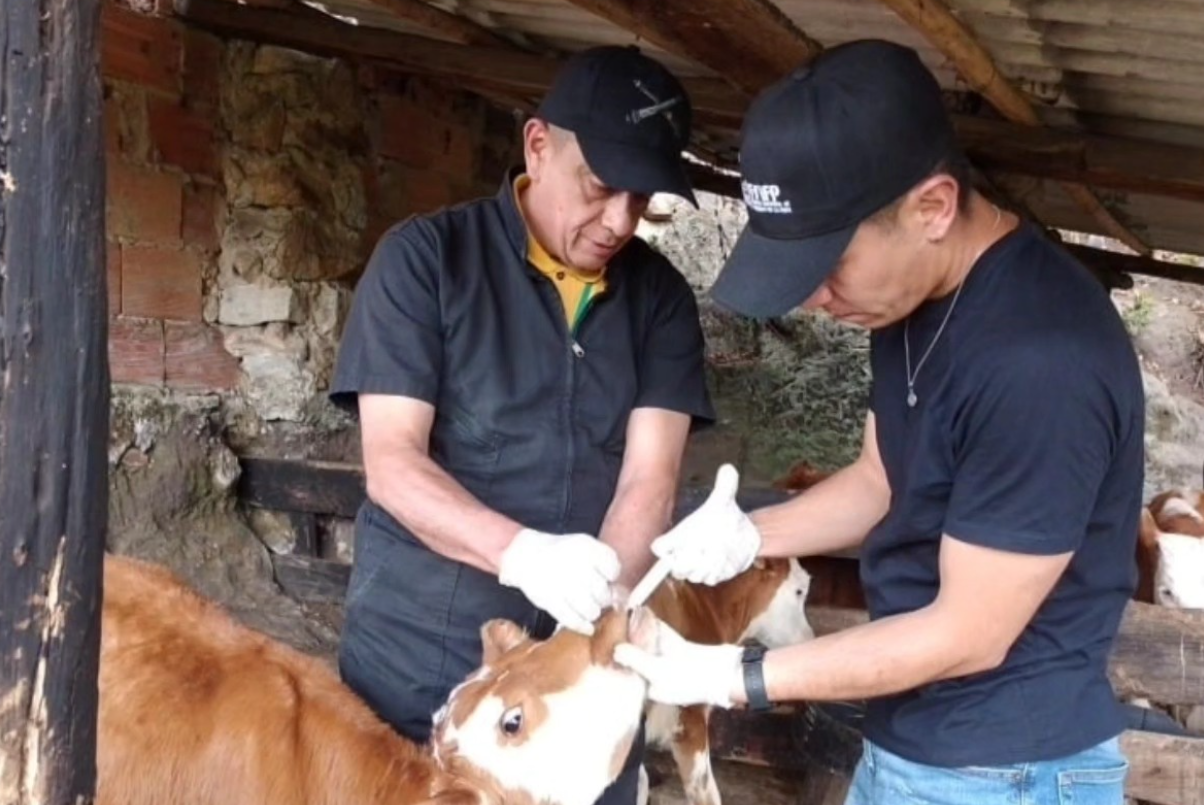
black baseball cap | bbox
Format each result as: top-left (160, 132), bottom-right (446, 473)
top-left (711, 39), bottom-right (962, 319)
top-left (537, 45), bottom-right (698, 207)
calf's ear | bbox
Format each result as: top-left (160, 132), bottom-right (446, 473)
top-left (481, 619), bottom-right (529, 665)
top-left (591, 607), bottom-right (628, 665)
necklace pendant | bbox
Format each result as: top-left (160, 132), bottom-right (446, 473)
top-left (907, 389), bottom-right (918, 408)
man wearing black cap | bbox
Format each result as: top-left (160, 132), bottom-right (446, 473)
top-left (615, 39), bottom-right (1141, 804)
top-left (328, 45), bottom-right (714, 803)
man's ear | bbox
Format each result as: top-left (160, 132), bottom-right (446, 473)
top-left (523, 118), bottom-right (554, 181)
top-left (911, 173), bottom-right (959, 243)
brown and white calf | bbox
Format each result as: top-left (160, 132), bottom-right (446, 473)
top-left (99, 553), bottom-right (652, 805)
top-left (1134, 491), bottom-right (1204, 735)
top-left (637, 557), bottom-right (815, 805)
top-left (1138, 489), bottom-right (1204, 609)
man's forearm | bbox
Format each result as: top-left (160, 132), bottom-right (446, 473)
top-left (753, 459), bottom-right (890, 559)
top-left (743, 606), bottom-right (993, 704)
top-left (365, 448), bottom-right (522, 575)
top-left (598, 474), bottom-right (677, 589)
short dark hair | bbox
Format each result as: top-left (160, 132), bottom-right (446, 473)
top-left (865, 150), bottom-right (974, 228)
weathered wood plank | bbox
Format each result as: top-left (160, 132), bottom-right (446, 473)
top-left (561, 0), bottom-right (821, 95)
top-left (272, 553), bottom-right (352, 603)
top-left (238, 456), bottom-right (795, 523)
top-left (366, 0), bottom-right (513, 48)
top-left (1112, 603), bottom-right (1204, 705)
top-left (1064, 244), bottom-right (1204, 287)
top-left (954, 115), bottom-right (1204, 205)
top-left (173, 0), bottom-right (744, 124)
top-left (0, 0), bottom-right (108, 803)
top-left (238, 457), bottom-right (366, 519)
top-left (644, 750), bottom-right (800, 805)
top-left (807, 597), bottom-right (1204, 709)
top-left (1122, 730), bottom-right (1204, 805)
top-left (287, 511), bottom-right (319, 557)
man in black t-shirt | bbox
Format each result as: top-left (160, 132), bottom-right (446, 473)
top-left (614, 39), bottom-right (1141, 805)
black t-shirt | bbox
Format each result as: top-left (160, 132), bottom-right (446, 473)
top-left (861, 222), bottom-right (1145, 767)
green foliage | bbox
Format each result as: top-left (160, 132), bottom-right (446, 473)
top-left (708, 312), bottom-right (871, 479)
top-left (1122, 291), bottom-right (1155, 335)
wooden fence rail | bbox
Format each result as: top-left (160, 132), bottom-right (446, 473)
top-left (235, 455), bottom-right (1204, 805)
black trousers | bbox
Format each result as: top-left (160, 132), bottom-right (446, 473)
top-left (337, 504), bottom-right (644, 805)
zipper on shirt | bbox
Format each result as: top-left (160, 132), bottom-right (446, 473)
top-left (569, 285), bottom-right (595, 357)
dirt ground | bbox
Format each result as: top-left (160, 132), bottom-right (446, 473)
top-left (1119, 273), bottom-right (1204, 403)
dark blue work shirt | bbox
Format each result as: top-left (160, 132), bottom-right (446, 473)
top-left (861, 221), bottom-right (1144, 767)
top-left (329, 170), bottom-right (715, 544)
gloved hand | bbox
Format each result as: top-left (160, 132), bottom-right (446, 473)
top-left (613, 616), bottom-right (744, 708)
top-left (498, 528), bottom-right (621, 635)
top-left (650, 464), bottom-right (762, 585)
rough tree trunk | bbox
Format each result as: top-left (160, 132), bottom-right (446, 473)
top-left (0, 0), bottom-right (108, 803)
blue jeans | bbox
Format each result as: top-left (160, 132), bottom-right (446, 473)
top-left (844, 736), bottom-right (1128, 805)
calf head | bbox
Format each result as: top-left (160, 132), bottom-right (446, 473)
top-left (1142, 492), bottom-right (1204, 609)
top-left (719, 557), bottom-right (815, 648)
top-left (431, 608), bottom-right (654, 805)
top-left (1155, 533), bottom-right (1204, 608)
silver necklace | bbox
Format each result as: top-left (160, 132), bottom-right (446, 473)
top-left (903, 205), bottom-right (1002, 409)
top-left (903, 279), bottom-right (965, 408)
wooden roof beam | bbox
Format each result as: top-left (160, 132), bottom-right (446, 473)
top-left (560, 0), bottom-right (822, 95)
top-left (876, 0), bottom-right (1151, 256)
top-left (174, 0), bottom-right (744, 119)
top-left (364, 0), bottom-right (514, 47)
top-left (177, 0), bottom-right (563, 93)
top-left (177, 0), bottom-right (1204, 208)
top-left (954, 116), bottom-right (1204, 205)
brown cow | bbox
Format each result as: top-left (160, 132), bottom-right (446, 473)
top-left (98, 553), bottom-right (653, 805)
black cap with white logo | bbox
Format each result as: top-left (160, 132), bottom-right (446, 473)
top-left (711, 39), bottom-right (961, 319)
top-left (537, 45), bottom-right (698, 207)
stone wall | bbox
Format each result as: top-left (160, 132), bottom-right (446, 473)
top-left (100, 0), bottom-right (521, 650)
top-left (103, 1), bottom-right (520, 430)
top-left (638, 195), bottom-right (872, 488)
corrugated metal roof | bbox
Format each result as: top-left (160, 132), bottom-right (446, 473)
top-left (296, 0), bottom-right (1204, 260)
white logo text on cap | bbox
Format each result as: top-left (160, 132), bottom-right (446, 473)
top-left (741, 181), bottom-right (793, 214)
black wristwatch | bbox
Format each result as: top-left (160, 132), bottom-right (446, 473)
top-left (741, 643), bottom-right (772, 712)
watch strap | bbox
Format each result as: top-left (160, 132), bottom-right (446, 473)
top-left (741, 643), bottom-right (772, 712)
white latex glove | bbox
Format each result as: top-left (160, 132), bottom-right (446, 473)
top-left (498, 528), bottom-right (621, 635)
top-left (613, 616), bottom-right (743, 708)
top-left (650, 464), bottom-right (761, 585)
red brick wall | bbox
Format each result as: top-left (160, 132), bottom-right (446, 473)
top-left (103, 2), bottom-right (236, 389)
top-left (102, 0), bottom-right (521, 397)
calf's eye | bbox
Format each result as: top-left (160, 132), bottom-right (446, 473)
top-left (500, 706), bottom-right (524, 735)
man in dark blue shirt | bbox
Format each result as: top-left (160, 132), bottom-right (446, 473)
top-left (330, 46), bottom-right (714, 805)
top-left (614, 39), bottom-right (1142, 805)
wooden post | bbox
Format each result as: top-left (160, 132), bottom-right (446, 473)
top-left (0, 1), bottom-right (108, 803)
